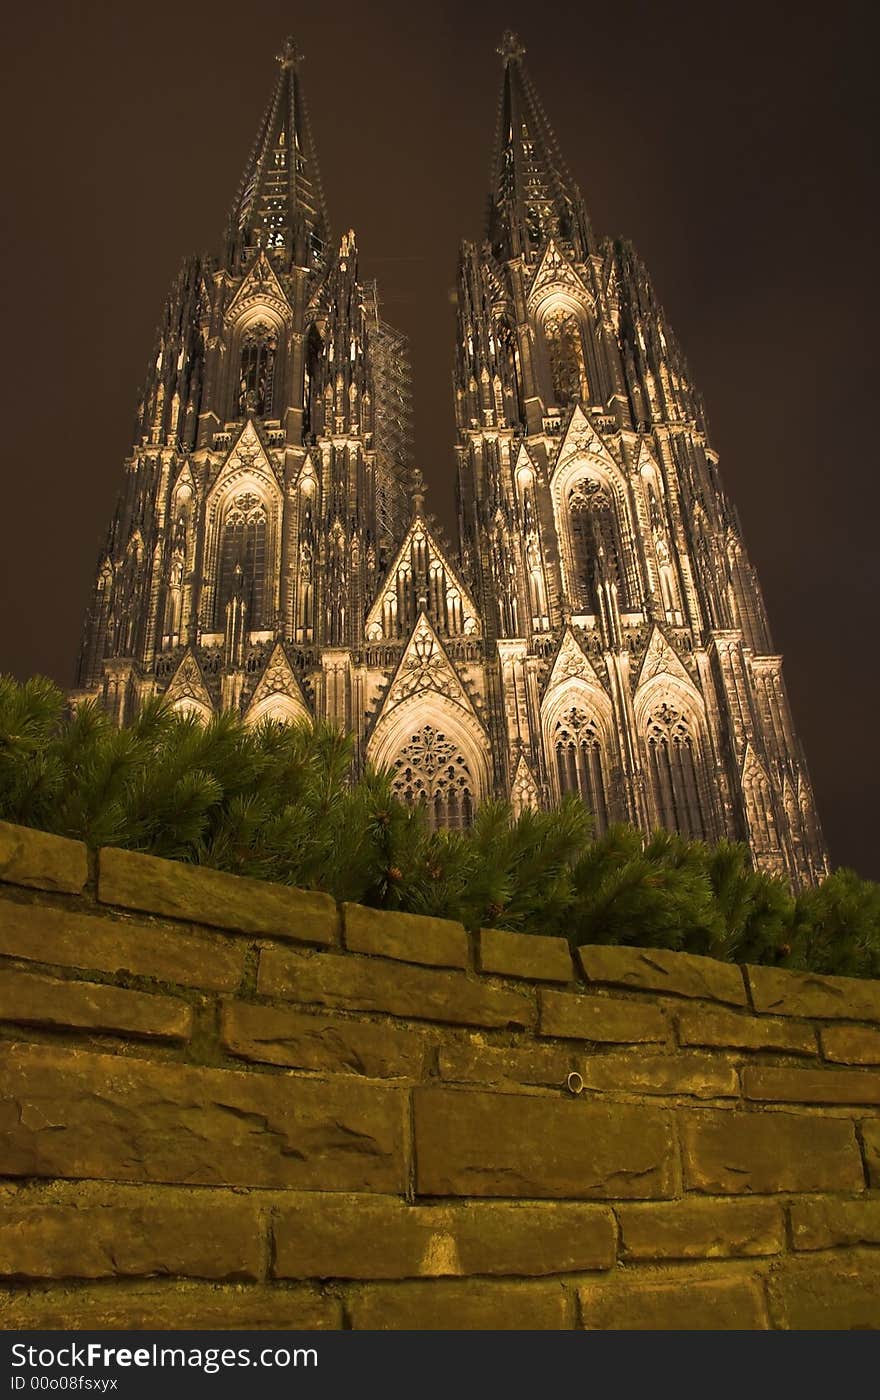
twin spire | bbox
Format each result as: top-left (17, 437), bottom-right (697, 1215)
top-left (226, 36), bottom-right (330, 269)
top-left (225, 33), bottom-right (589, 271)
top-left (489, 31), bottom-right (593, 262)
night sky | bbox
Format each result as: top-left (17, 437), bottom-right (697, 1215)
top-left (1, 1), bottom-right (876, 878)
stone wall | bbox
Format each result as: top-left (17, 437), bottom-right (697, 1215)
top-left (0, 818), bottom-right (878, 1331)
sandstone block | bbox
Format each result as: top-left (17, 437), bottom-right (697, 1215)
top-left (821, 1024), bottom-right (880, 1065)
top-left (0, 1042), bottom-right (405, 1192)
top-left (577, 1052), bottom-right (738, 1098)
top-left (578, 944), bottom-right (747, 1007)
top-left (221, 1000), bottom-right (425, 1078)
top-left (437, 1040), bottom-right (572, 1089)
top-left (0, 967), bottom-right (192, 1041)
top-left (0, 1193), bottom-right (261, 1280)
top-left (478, 928), bottom-right (573, 983)
top-left (273, 1194), bottom-right (615, 1279)
top-left (861, 1120), bottom-right (880, 1187)
top-left (790, 1196), bottom-right (880, 1251)
top-left (579, 1274), bottom-right (766, 1329)
top-left (680, 1110), bottom-right (864, 1194)
top-left (617, 1199), bottom-right (785, 1260)
top-left (746, 964), bottom-right (880, 1022)
top-left (414, 1087), bottom-right (675, 1199)
top-left (99, 847), bottom-right (338, 945)
top-left (0, 823), bottom-right (88, 895)
top-left (342, 903), bottom-right (468, 969)
top-left (539, 988), bottom-right (668, 1044)
top-left (0, 899), bottom-right (245, 991)
top-left (767, 1252), bottom-right (880, 1329)
top-left (0, 1282), bottom-right (340, 1330)
top-left (677, 1005), bottom-right (817, 1056)
top-left (742, 1065), bottom-right (880, 1106)
top-left (258, 946), bottom-right (534, 1030)
top-left (348, 1280), bottom-right (569, 1330)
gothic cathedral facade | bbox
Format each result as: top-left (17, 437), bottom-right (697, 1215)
top-left (75, 34), bottom-right (828, 889)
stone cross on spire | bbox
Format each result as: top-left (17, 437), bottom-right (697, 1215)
top-left (276, 36), bottom-right (303, 69)
top-left (497, 30), bottom-right (526, 62)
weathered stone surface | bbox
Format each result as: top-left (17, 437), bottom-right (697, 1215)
top-left (478, 928), bottom-right (573, 983)
top-left (681, 1110), bottom-right (864, 1194)
top-left (343, 903), bottom-right (468, 969)
top-left (0, 1192), bottom-right (261, 1279)
top-left (617, 1199), bottom-right (785, 1260)
top-left (0, 1282), bottom-right (339, 1330)
top-left (861, 1120), bottom-right (880, 1187)
top-left (258, 946), bottom-right (535, 1030)
top-left (0, 1042), bottom-right (404, 1192)
top-left (746, 963), bottom-right (880, 1022)
top-left (677, 1005), bottom-right (817, 1056)
top-left (577, 1052), bottom-right (738, 1099)
top-left (0, 967), bottom-right (192, 1041)
top-left (0, 899), bottom-right (245, 991)
top-left (821, 1024), bottom-right (880, 1066)
top-left (767, 1252), bottom-right (880, 1329)
top-left (221, 1000), bottom-right (426, 1078)
top-left (438, 1040), bottom-right (572, 1089)
top-left (0, 822), bottom-right (87, 895)
top-left (578, 944), bottom-right (747, 1007)
top-left (579, 1274), bottom-right (766, 1330)
top-left (790, 1196), bottom-right (880, 1251)
top-left (539, 988), bottom-right (668, 1044)
top-left (348, 1280), bottom-right (569, 1330)
top-left (414, 1087), bottom-right (675, 1199)
top-left (742, 1065), bottom-right (880, 1106)
top-left (99, 846), bottom-right (338, 945)
top-left (273, 1195), bottom-right (615, 1279)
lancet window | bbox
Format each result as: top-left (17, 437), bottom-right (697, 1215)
top-left (569, 479), bottom-right (627, 610)
top-left (390, 724), bottom-right (476, 831)
top-left (237, 323), bottom-right (277, 416)
top-left (552, 707), bottom-right (608, 832)
top-left (216, 493), bottom-right (268, 629)
top-left (543, 306), bottom-right (587, 406)
top-left (645, 701), bottom-right (708, 840)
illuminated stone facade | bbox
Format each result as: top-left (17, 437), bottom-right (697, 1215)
top-left (76, 35), bottom-right (828, 887)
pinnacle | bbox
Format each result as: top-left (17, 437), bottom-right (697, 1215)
top-left (498, 30), bottom-right (525, 62)
top-left (276, 36), bottom-right (303, 69)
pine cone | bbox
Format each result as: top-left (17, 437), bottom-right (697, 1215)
top-left (387, 866), bottom-right (403, 883)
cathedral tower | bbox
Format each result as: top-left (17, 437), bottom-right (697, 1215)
top-left (76, 34), bottom-right (828, 886)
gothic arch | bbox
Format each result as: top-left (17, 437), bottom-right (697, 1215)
top-left (203, 464), bottom-right (282, 635)
top-left (634, 677), bottom-right (714, 841)
top-left (225, 303), bottom-right (288, 421)
top-left (542, 681), bottom-right (615, 832)
top-left (551, 454), bottom-right (639, 613)
top-left (245, 693), bottom-right (310, 727)
top-left (368, 694), bottom-right (491, 831)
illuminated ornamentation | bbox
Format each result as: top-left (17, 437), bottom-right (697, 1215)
top-left (75, 35), bottom-right (827, 887)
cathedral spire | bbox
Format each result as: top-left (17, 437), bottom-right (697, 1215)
top-left (225, 37), bottom-right (330, 270)
top-left (488, 31), bottom-right (592, 263)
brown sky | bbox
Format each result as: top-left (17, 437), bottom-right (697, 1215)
top-left (0, 0), bottom-right (877, 878)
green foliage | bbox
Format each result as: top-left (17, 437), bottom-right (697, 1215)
top-left (1, 674), bottom-right (877, 979)
top-left (789, 869), bottom-right (880, 979)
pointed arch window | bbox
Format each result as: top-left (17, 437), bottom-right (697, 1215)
top-left (543, 306), bottom-right (587, 406)
top-left (237, 323), bottom-right (277, 417)
top-left (390, 724), bottom-right (475, 831)
top-left (552, 706), bottom-right (608, 832)
top-left (645, 701), bottom-right (707, 840)
top-left (216, 492), bottom-right (268, 629)
top-left (569, 478), bottom-right (627, 610)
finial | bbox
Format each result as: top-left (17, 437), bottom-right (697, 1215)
top-left (410, 466), bottom-right (426, 515)
top-left (497, 30), bottom-right (525, 63)
top-left (277, 36), bottom-right (303, 69)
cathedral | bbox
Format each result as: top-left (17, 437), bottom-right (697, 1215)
top-left (75, 33), bottom-right (828, 889)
